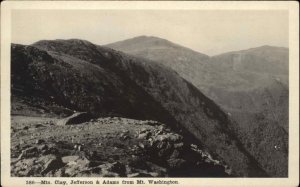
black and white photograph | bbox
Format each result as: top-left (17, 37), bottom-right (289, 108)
top-left (1, 1), bottom-right (299, 187)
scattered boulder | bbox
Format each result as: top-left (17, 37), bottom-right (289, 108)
top-left (62, 155), bottom-right (80, 164)
top-left (174, 142), bottom-right (184, 149)
top-left (64, 156), bottom-right (91, 176)
top-left (13, 158), bottom-right (37, 176)
top-left (138, 132), bottom-right (150, 139)
top-left (127, 172), bottom-right (153, 177)
top-left (122, 130), bottom-right (129, 134)
top-left (74, 167), bottom-right (103, 177)
top-left (13, 154), bottom-right (64, 177)
top-left (119, 132), bottom-right (131, 140)
top-left (35, 139), bottom-right (45, 144)
top-left (74, 156), bottom-right (91, 167)
top-left (18, 147), bottom-right (38, 159)
top-left (139, 128), bottom-right (148, 133)
top-left (99, 162), bottom-right (126, 177)
top-left (39, 154), bottom-right (64, 175)
top-left (138, 143), bottom-right (145, 149)
top-left (158, 125), bottom-right (164, 130)
top-left (127, 173), bottom-right (142, 177)
top-left (155, 134), bottom-right (182, 143)
top-left (148, 172), bottom-right (159, 177)
top-left (145, 120), bottom-right (160, 126)
top-left (37, 144), bottom-right (48, 152)
top-left (54, 168), bottom-right (66, 177)
top-left (100, 171), bottom-right (120, 177)
top-left (145, 161), bottom-right (167, 176)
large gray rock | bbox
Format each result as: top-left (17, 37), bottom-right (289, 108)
top-left (13, 154), bottom-right (64, 177)
top-left (18, 147), bottom-right (39, 159)
top-left (62, 155), bottom-right (80, 164)
top-left (56, 112), bottom-right (92, 126)
top-left (13, 158), bottom-right (37, 176)
top-left (39, 154), bottom-right (64, 175)
top-left (99, 162), bottom-right (126, 176)
top-left (64, 156), bottom-right (91, 176)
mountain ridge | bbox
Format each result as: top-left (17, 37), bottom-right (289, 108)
top-left (106, 35), bottom-right (288, 57)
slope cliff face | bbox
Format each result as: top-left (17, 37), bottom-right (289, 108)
top-left (106, 36), bottom-right (288, 177)
top-left (12, 39), bottom-right (267, 177)
top-left (12, 43), bottom-right (175, 123)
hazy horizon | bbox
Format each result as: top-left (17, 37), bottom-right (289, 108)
top-left (12, 10), bottom-right (288, 56)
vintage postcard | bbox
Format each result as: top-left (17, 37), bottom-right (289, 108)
top-left (1, 1), bottom-right (299, 187)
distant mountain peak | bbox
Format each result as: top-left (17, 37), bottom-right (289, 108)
top-left (106, 35), bottom-right (209, 58)
top-left (109, 35), bottom-right (174, 46)
top-left (132, 35), bottom-right (157, 39)
top-left (126, 35), bottom-right (166, 41)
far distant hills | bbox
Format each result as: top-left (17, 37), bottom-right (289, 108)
top-left (106, 36), bottom-right (289, 177)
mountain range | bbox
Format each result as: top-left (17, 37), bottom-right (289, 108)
top-left (107, 36), bottom-right (289, 177)
top-left (11, 36), bottom-right (288, 177)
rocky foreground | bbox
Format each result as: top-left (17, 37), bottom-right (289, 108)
top-left (11, 116), bottom-right (231, 177)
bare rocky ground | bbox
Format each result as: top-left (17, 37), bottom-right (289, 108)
top-left (11, 115), bottom-right (231, 177)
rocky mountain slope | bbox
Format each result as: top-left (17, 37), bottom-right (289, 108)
top-left (11, 116), bottom-right (230, 177)
top-left (11, 40), bottom-right (268, 177)
top-left (106, 36), bottom-right (288, 177)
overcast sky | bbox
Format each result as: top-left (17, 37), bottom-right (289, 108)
top-left (12, 10), bottom-right (288, 56)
